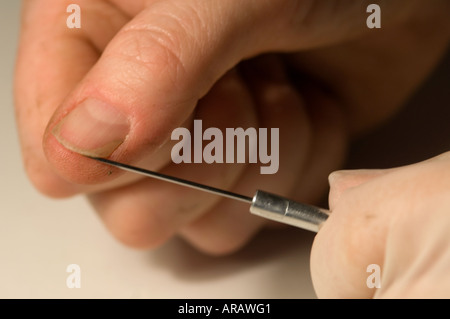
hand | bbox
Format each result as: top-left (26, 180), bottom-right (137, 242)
top-left (312, 152), bottom-right (450, 298)
top-left (14, 0), bottom-right (450, 254)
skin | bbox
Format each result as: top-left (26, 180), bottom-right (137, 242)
top-left (314, 153), bottom-right (450, 298)
top-left (14, 0), bottom-right (450, 297)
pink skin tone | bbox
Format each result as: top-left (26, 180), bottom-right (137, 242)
top-left (14, 0), bottom-right (450, 297)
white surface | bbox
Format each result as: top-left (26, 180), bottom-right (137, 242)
top-left (0, 1), bottom-right (316, 299)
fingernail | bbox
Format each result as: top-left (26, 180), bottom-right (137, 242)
top-left (52, 99), bottom-right (130, 157)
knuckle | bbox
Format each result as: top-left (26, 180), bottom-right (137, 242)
top-left (119, 27), bottom-right (183, 68)
top-left (108, 28), bottom-right (186, 93)
top-left (110, 12), bottom-right (199, 88)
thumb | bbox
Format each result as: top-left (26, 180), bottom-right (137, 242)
top-left (44, 0), bottom-right (303, 185)
top-left (43, 0), bottom-right (410, 186)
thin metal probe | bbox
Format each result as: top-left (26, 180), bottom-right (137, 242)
top-left (91, 157), bottom-right (252, 204)
top-left (89, 157), bottom-right (329, 232)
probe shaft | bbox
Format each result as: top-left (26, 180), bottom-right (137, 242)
top-left (89, 157), bottom-right (329, 232)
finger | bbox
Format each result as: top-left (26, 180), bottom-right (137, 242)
top-left (43, 0), bottom-right (400, 192)
top-left (179, 56), bottom-right (313, 254)
top-left (311, 171), bottom-right (392, 298)
top-left (14, 0), bottom-right (130, 197)
top-left (88, 70), bottom-right (256, 249)
top-left (43, 0), bottom-right (299, 188)
top-left (310, 154), bottom-right (450, 298)
top-left (311, 163), bottom-right (422, 298)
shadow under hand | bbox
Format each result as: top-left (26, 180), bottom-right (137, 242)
top-left (148, 227), bottom-right (316, 298)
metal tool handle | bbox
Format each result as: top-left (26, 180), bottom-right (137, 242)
top-left (249, 190), bottom-right (329, 233)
